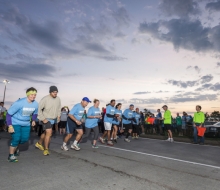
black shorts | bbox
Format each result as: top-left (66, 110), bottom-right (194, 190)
top-left (42, 121), bottom-right (53, 131)
top-left (66, 117), bottom-right (82, 134)
top-left (112, 124), bottom-right (120, 128)
top-left (59, 121), bottom-right (67, 129)
top-left (164, 124), bottom-right (172, 131)
top-left (123, 123), bottom-right (133, 130)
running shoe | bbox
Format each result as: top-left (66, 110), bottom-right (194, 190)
top-left (43, 149), bottom-right (50, 156)
top-left (99, 137), bottom-right (105, 144)
top-left (132, 136), bottom-right (135, 139)
top-left (61, 145), bottom-right (69, 151)
top-left (170, 138), bottom-right (174, 143)
top-left (92, 144), bottom-right (99, 148)
top-left (8, 154), bottom-right (18, 163)
top-left (135, 136), bottom-right (139, 139)
top-left (165, 138), bottom-right (171, 142)
top-left (35, 142), bottom-right (45, 151)
top-left (124, 138), bottom-right (130, 142)
top-left (71, 144), bottom-right (80, 151)
top-left (114, 139), bottom-right (117, 143)
top-left (14, 148), bottom-right (20, 156)
top-left (107, 141), bottom-right (114, 146)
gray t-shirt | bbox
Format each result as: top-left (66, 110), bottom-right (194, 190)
top-left (60, 111), bottom-right (68, 121)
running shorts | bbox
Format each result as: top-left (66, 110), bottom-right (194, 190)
top-left (164, 124), bottom-right (172, 131)
top-left (104, 122), bottom-right (112, 130)
top-left (66, 117), bottom-right (82, 134)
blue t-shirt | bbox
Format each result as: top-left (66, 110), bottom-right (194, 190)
top-left (69, 103), bottom-right (85, 121)
top-left (8, 97), bottom-right (38, 126)
top-left (112, 109), bottom-right (122, 125)
top-left (133, 112), bottom-right (140, 125)
top-left (122, 109), bottom-right (134, 124)
top-left (182, 116), bottom-right (186, 125)
top-left (104, 105), bottom-right (115, 123)
top-left (155, 112), bottom-right (162, 124)
top-left (85, 106), bottom-right (101, 128)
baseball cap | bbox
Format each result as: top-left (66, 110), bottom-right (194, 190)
top-left (82, 97), bottom-right (91, 103)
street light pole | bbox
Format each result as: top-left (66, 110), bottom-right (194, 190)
top-left (2, 79), bottom-right (10, 103)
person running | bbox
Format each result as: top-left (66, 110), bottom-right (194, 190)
top-left (132, 108), bottom-right (140, 139)
top-left (0, 102), bottom-right (7, 131)
top-left (111, 103), bottom-right (122, 143)
top-left (35, 86), bottom-right (61, 156)
top-left (193, 105), bottom-right (205, 145)
top-left (161, 105), bottom-right (174, 142)
top-left (61, 97), bottom-right (91, 151)
top-left (82, 99), bottom-right (102, 148)
top-left (59, 107), bottom-right (69, 135)
top-left (176, 113), bottom-right (182, 136)
top-left (99, 100), bottom-right (119, 146)
top-left (122, 104), bottom-right (135, 142)
top-left (6, 87), bottom-right (38, 162)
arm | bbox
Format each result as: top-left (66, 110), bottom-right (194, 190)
top-left (68, 114), bottom-right (82, 125)
top-left (37, 98), bottom-right (46, 122)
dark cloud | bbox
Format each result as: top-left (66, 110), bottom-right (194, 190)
top-left (99, 55), bottom-right (127, 61)
top-left (0, 61), bottom-right (56, 83)
top-left (168, 79), bottom-right (198, 88)
top-left (186, 65), bottom-right (201, 73)
top-left (133, 92), bottom-right (151, 95)
top-left (206, 0), bottom-right (220, 12)
top-left (85, 42), bottom-right (109, 53)
top-left (217, 62), bottom-right (220, 67)
top-left (168, 75), bottom-right (213, 88)
top-left (155, 90), bottom-right (169, 93)
top-left (159, 0), bottom-right (200, 17)
top-left (139, 18), bottom-right (220, 52)
top-left (170, 94), bottom-right (218, 103)
top-left (196, 83), bottom-right (220, 91)
top-left (130, 98), bottom-right (165, 104)
top-left (112, 7), bottom-right (130, 27)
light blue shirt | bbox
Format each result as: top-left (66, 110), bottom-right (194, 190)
top-left (8, 97), bottom-right (38, 126)
top-left (133, 112), bottom-right (140, 125)
top-left (112, 109), bottom-right (122, 125)
top-left (69, 103), bottom-right (85, 121)
top-left (85, 106), bottom-right (101, 128)
top-left (122, 109), bottom-right (134, 124)
top-left (104, 105), bottom-right (115, 123)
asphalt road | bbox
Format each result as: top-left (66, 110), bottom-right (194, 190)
top-left (0, 132), bottom-right (220, 190)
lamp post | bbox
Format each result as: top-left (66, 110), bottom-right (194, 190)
top-left (2, 79), bottom-right (10, 103)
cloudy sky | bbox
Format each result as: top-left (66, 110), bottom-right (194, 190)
top-left (1, 0), bottom-right (220, 114)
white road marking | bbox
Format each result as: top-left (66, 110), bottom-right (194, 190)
top-left (138, 137), bottom-right (220, 148)
top-left (99, 145), bottom-right (220, 170)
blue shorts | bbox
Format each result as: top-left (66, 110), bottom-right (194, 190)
top-left (66, 117), bottom-right (82, 134)
top-left (11, 125), bottom-right (31, 147)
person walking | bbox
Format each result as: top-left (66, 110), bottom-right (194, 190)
top-left (61, 97), bottom-right (91, 151)
top-left (161, 105), bottom-right (174, 142)
top-left (35, 86), bottom-right (61, 156)
top-left (6, 87), bottom-right (38, 162)
top-left (132, 108), bottom-right (140, 139)
top-left (193, 105), bottom-right (205, 145)
top-left (176, 113), bottom-right (182, 136)
top-left (82, 99), bottom-right (102, 148)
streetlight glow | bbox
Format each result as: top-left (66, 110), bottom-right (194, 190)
top-left (2, 79), bottom-right (10, 102)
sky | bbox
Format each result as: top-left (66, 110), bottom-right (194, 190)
top-left (0, 0), bottom-right (220, 115)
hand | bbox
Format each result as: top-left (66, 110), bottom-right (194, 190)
top-left (8, 125), bottom-right (15, 133)
top-left (32, 121), bottom-right (36, 127)
top-left (43, 119), bottom-right (48, 124)
top-left (115, 114), bottom-right (120, 117)
top-left (76, 120), bottom-right (82, 125)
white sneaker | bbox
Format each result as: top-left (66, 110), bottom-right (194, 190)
top-left (166, 138), bottom-right (171, 142)
top-left (124, 138), bottom-right (131, 142)
top-left (71, 144), bottom-right (80, 151)
top-left (170, 138), bottom-right (174, 142)
top-left (61, 145), bottom-right (69, 151)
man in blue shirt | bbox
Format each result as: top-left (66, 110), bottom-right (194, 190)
top-left (100, 99), bottom-right (119, 146)
top-left (6, 87), bottom-right (38, 162)
top-left (132, 108), bottom-right (140, 139)
top-left (61, 97), bottom-right (91, 151)
top-left (122, 104), bottom-right (135, 142)
top-left (155, 109), bottom-right (162, 134)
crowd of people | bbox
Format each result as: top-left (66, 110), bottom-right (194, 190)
top-left (0, 86), bottom-right (205, 163)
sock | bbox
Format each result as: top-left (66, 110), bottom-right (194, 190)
top-left (74, 140), bottom-right (78, 145)
top-left (63, 142), bottom-right (66, 146)
top-left (126, 133), bottom-right (130, 138)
